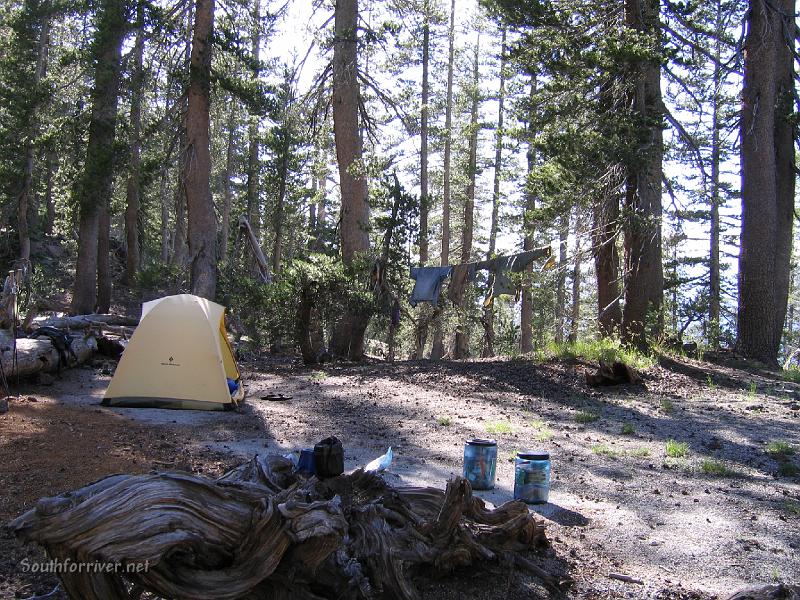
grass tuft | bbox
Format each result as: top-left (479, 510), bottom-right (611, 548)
top-left (700, 460), bottom-right (735, 477)
top-left (485, 420), bottom-right (513, 435)
top-left (532, 337), bottom-right (656, 370)
top-left (621, 422), bottom-right (636, 435)
top-left (666, 439), bottom-right (689, 458)
top-left (766, 441), bottom-right (795, 458)
top-left (629, 447), bottom-right (651, 458)
top-left (591, 444), bottom-right (620, 458)
top-left (575, 411), bottom-right (600, 424)
top-left (660, 399), bottom-right (674, 414)
top-left (436, 416), bottom-right (452, 427)
top-left (778, 462), bottom-right (798, 477)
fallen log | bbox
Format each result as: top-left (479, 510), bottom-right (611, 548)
top-left (0, 333), bottom-right (96, 377)
top-left (586, 361), bottom-right (642, 387)
top-left (27, 314), bottom-right (137, 332)
top-left (8, 455), bottom-right (561, 600)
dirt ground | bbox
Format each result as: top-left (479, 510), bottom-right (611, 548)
top-left (1, 352), bottom-right (799, 599)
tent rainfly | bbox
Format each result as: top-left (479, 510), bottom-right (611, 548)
top-left (102, 294), bottom-right (244, 411)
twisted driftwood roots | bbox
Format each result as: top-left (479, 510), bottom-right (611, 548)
top-left (9, 455), bottom-right (557, 599)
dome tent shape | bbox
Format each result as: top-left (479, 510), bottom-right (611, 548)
top-left (103, 294), bottom-right (243, 410)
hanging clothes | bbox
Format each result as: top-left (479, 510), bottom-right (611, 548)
top-left (447, 262), bottom-right (478, 304)
top-left (483, 246), bottom-right (552, 306)
top-left (409, 266), bottom-right (453, 307)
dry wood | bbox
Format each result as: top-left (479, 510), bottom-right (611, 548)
top-left (28, 314), bottom-right (137, 332)
top-left (1, 335), bottom-right (96, 377)
top-left (9, 455), bottom-right (560, 600)
top-left (608, 572), bottom-right (644, 585)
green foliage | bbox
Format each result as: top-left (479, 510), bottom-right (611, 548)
top-left (536, 338), bottom-right (656, 370)
top-left (575, 410), bottom-right (599, 424)
top-left (778, 462), bottom-right (798, 477)
top-left (621, 422), bottom-right (635, 435)
top-left (700, 460), bottom-right (735, 477)
top-left (660, 399), bottom-right (674, 414)
top-left (766, 441), bottom-right (796, 458)
top-left (485, 420), bottom-right (513, 435)
top-left (436, 415), bottom-right (452, 427)
top-left (666, 439), bottom-right (689, 458)
top-left (629, 447), bottom-right (651, 458)
top-left (591, 444), bottom-right (619, 458)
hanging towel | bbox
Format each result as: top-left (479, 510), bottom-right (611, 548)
top-left (409, 266), bottom-right (453, 307)
top-left (447, 262), bottom-right (478, 304)
top-left (490, 255), bottom-right (516, 297)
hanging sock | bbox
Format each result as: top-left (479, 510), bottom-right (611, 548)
top-left (409, 266), bottom-right (453, 307)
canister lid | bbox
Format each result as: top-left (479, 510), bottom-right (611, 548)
top-left (517, 451), bottom-right (549, 460)
top-left (466, 438), bottom-right (497, 446)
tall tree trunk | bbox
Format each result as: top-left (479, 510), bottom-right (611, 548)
top-left (246, 0), bottom-right (261, 248)
top-left (172, 6), bottom-right (192, 267)
top-left (453, 35), bottom-right (480, 360)
top-left (96, 205), bottom-right (111, 312)
top-left (481, 30), bottom-right (506, 358)
top-left (707, 0), bottom-right (723, 348)
top-left (124, 3), bottom-right (144, 286)
top-left (272, 140), bottom-right (290, 274)
top-left (737, 0), bottom-right (795, 366)
top-left (184, 0), bottom-right (217, 299)
top-left (569, 211), bottom-right (582, 343)
top-left (70, 0), bottom-right (126, 315)
top-left (621, 0), bottom-right (664, 350)
top-left (430, 0), bottom-right (456, 361)
top-left (554, 215), bottom-right (568, 344)
top-left (43, 150), bottom-right (56, 235)
top-left (17, 8), bottom-right (50, 262)
top-left (220, 104), bottom-right (236, 262)
top-left (520, 78), bottom-right (536, 354)
top-left (419, 5), bottom-right (430, 265)
top-left (593, 184), bottom-right (623, 336)
top-left (160, 165), bottom-right (170, 263)
top-left (313, 171), bottom-right (326, 252)
top-left (330, 0), bottom-right (370, 360)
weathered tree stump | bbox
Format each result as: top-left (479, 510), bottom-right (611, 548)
top-left (8, 455), bottom-right (560, 600)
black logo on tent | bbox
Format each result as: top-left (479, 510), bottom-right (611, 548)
top-left (160, 356), bottom-right (181, 367)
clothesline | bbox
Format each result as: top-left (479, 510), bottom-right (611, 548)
top-left (408, 246), bottom-right (553, 308)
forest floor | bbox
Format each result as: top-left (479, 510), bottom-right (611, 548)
top-left (1, 351), bottom-right (799, 599)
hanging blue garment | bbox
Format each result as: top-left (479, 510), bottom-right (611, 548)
top-left (409, 266), bottom-right (453, 307)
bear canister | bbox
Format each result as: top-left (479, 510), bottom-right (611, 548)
top-left (463, 438), bottom-right (497, 490)
top-left (513, 450), bottom-right (551, 504)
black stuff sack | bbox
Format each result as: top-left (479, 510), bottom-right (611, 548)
top-left (314, 436), bottom-right (344, 478)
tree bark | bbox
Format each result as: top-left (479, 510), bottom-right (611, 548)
top-left (220, 104), bottom-right (236, 262)
top-left (172, 6), bottom-right (192, 267)
top-left (430, 0), bottom-right (456, 361)
top-left (419, 8), bottom-right (430, 265)
top-left (96, 203), bottom-right (111, 313)
top-left (569, 211), bottom-right (582, 343)
top-left (621, 0), bottom-right (664, 350)
top-left (16, 8), bottom-right (50, 262)
top-left (272, 132), bottom-right (290, 275)
top-left (453, 35), bottom-right (480, 360)
top-left (737, 0), bottom-right (795, 366)
top-left (593, 185), bottom-right (623, 337)
top-left (331, 0), bottom-right (370, 360)
top-left (481, 31), bottom-right (506, 358)
top-left (554, 215), bottom-right (568, 344)
top-left (245, 0), bottom-right (262, 249)
top-left (42, 150), bottom-right (56, 235)
top-left (707, 0), bottom-right (723, 348)
top-left (520, 78), bottom-right (536, 354)
top-left (124, 2), bottom-right (144, 286)
top-left (184, 0), bottom-right (217, 300)
top-left (70, 0), bottom-right (127, 315)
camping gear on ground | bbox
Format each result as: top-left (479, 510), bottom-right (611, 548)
top-left (409, 266), bottom-right (453, 307)
top-left (513, 451), bottom-right (551, 504)
top-left (463, 438), bottom-right (497, 490)
top-left (314, 436), bottom-right (345, 478)
top-left (365, 446), bottom-right (393, 472)
top-left (102, 294), bottom-right (244, 411)
top-left (297, 448), bottom-right (316, 475)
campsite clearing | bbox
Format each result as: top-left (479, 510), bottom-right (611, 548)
top-left (1, 353), bottom-right (798, 599)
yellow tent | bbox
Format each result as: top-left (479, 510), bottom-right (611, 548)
top-left (103, 294), bottom-right (244, 411)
